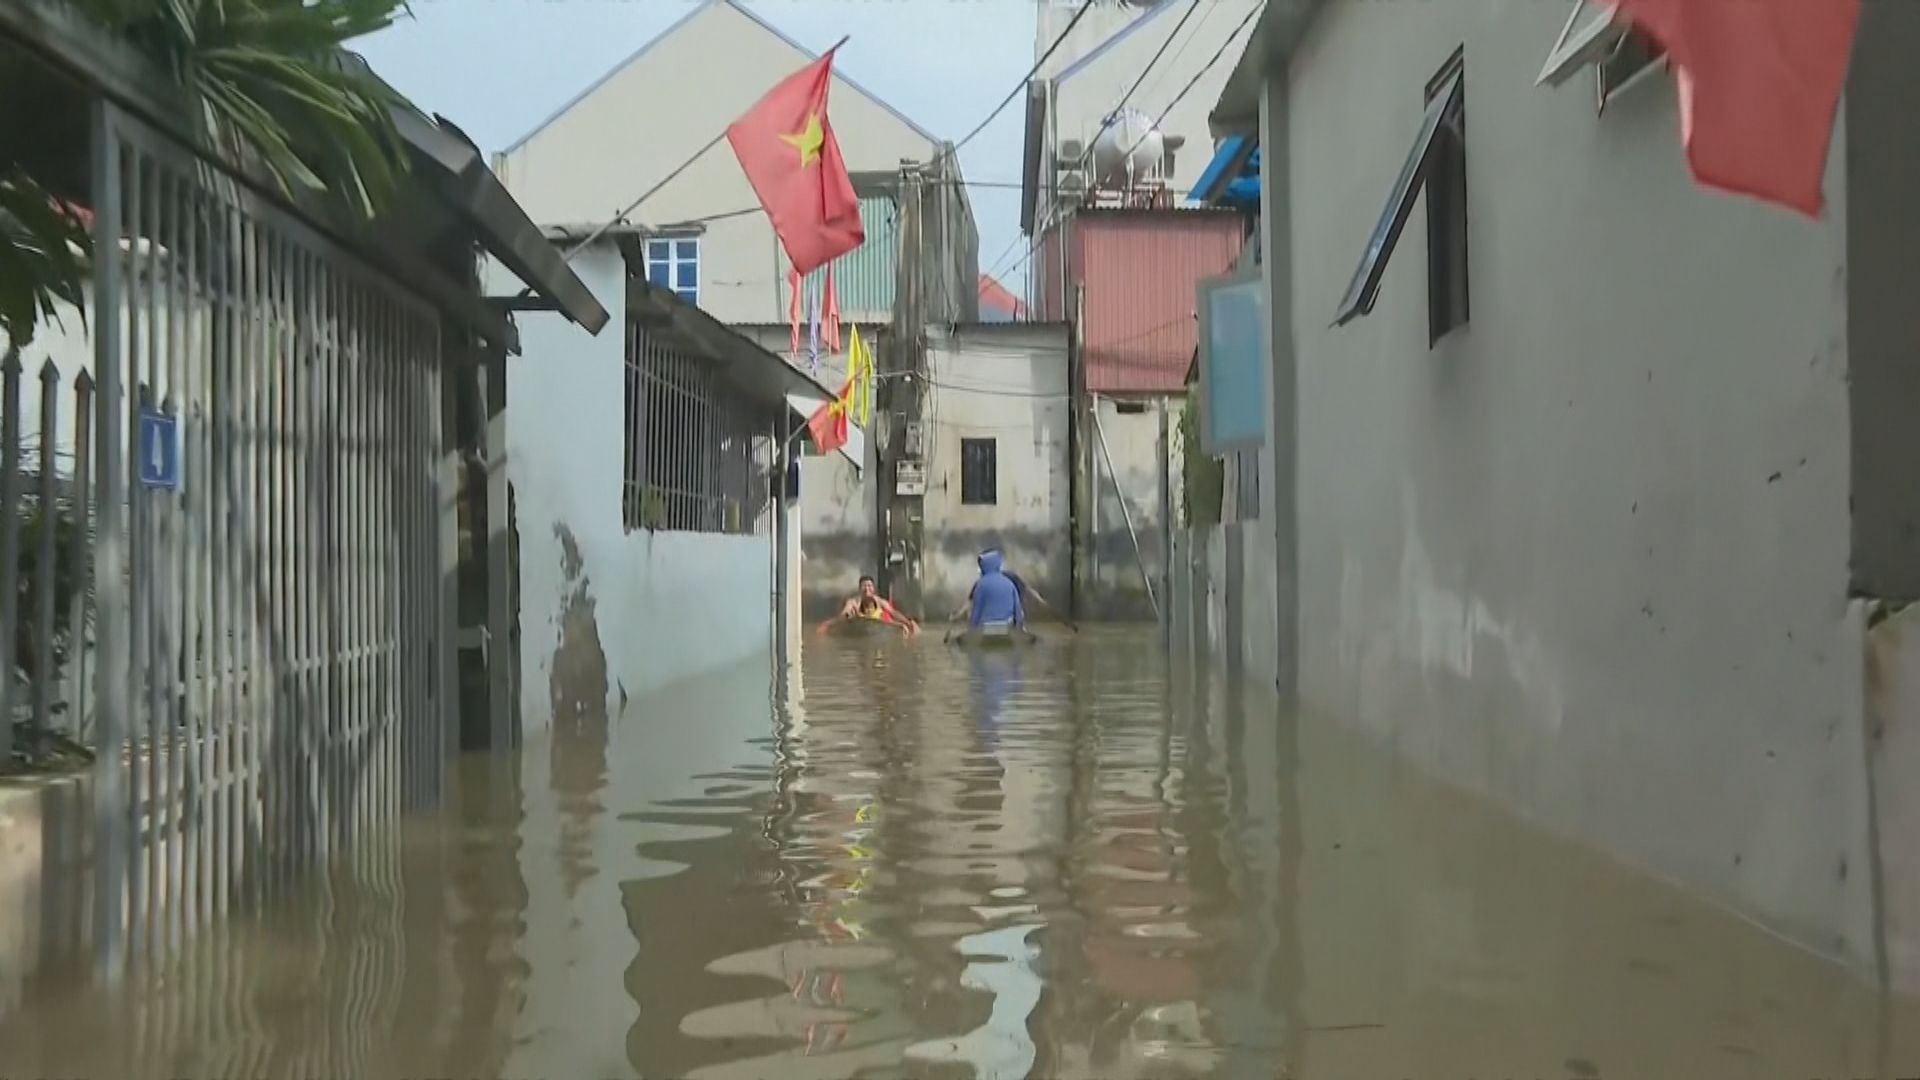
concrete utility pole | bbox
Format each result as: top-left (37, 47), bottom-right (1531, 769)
top-left (881, 163), bottom-right (929, 616)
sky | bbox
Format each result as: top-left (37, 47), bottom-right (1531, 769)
top-left (356, 0), bottom-right (1043, 288)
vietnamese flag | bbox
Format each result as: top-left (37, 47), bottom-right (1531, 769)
top-left (807, 386), bottom-right (851, 455)
top-left (727, 50), bottom-right (866, 275)
top-left (1613, 0), bottom-right (1859, 217)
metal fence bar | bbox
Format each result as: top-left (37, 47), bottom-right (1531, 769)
top-left (243, 222), bottom-right (267, 908)
top-left (281, 242), bottom-right (302, 892)
top-left (179, 178), bottom-right (205, 942)
top-left (319, 271), bottom-right (338, 864)
top-left (92, 101), bottom-right (130, 980)
top-left (156, 387), bottom-right (180, 957)
top-left (139, 154), bottom-right (165, 964)
top-left (68, 368), bottom-right (94, 742)
top-left (306, 251), bottom-right (326, 872)
top-left (247, 219), bottom-right (270, 910)
top-left (288, 245), bottom-right (307, 883)
top-left (387, 301), bottom-right (402, 826)
top-left (67, 95), bottom-right (453, 982)
top-left (362, 298), bottom-right (377, 843)
top-left (33, 359), bottom-right (60, 741)
top-left (209, 191), bottom-right (236, 922)
top-left (347, 279), bottom-right (365, 853)
top-left (0, 349), bottom-right (21, 769)
top-left (126, 143), bottom-right (151, 964)
top-left (373, 303), bottom-right (390, 832)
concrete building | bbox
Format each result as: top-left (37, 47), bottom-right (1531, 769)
top-left (1029, 208), bottom-right (1245, 620)
top-left (1184, 0), bottom-right (1920, 994)
top-left (505, 235), bottom-right (834, 737)
top-left (920, 323), bottom-right (1073, 618)
top-left (492, 0), bottom-right (979, 619)
top-left (1019, 2), bottom-right (1257, 622)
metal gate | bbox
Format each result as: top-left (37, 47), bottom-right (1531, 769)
top-left (78, 100), bottom-right (448, 975)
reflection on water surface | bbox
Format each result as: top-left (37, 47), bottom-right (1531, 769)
top-left (3, 628), bottom-right (1916, 1079)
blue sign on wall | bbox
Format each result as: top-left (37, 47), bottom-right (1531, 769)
top-left (138, 409), bottom-right (180, 491)
top-left (1198, 273), bottom-right (1268, 455)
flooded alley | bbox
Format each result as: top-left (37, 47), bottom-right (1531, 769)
top-left (5, 629), bottom-right (1919, 1079)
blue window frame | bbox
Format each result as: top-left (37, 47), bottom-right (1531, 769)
top-left (645, 237), bottom-right (699, 304)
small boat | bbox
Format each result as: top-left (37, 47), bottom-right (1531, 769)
top-left (949, 623), bottom-right (1039, 650)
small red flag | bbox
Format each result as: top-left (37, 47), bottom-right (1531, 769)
top-left (727, 51), bottom-right (866, 275)
top-left (1614, 0), bottom-right (1859, 217)
top-left (823, 265), bottom-right (842, 354)
top-left (788, 265), bottom-right (803, 356)
top-left (807, 392), bottom-right (849, 455)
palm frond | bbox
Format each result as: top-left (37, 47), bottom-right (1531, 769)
top-left (0, 170), bottom-right (92, 348)
top-left (70, 0), bottom-right (419, 220)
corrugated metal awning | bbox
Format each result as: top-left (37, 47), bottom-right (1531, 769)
top-left (626, 275), bottom-right (839, 415)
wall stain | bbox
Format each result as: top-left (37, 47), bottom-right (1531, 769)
top-left (549, 523), bottom-right (609, 728)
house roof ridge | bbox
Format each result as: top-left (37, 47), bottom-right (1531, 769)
top-left (501, 0), bottom-right (941, 157)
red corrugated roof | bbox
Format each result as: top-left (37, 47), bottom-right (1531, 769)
top-left (977, 273), bottom-right (1025, 319)
top-left (1045, 209), bottom-right (1246, 394)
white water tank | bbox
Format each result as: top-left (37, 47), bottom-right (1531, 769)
top-left (1090, 108), bottom-right (1165, 189)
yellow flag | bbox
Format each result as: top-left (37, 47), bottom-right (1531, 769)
top-left (844, 326), bottom-right (873, 427)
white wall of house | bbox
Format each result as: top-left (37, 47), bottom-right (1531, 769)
top-left (921, 323), bottom-right (1072, 618)
top-left (1086, 394), bottom-right (1179, 620)
top-left (492, 0), bottom-right (941, 327)
top-left (1034, 0), bottom-right (1154, 79)
top-left (1206, 0), bottom-right (1920, 988)
top-left (505, 244), bottom-right (773, 733)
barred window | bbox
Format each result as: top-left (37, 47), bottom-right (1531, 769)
top-left (622, 323), bottom-right (760, 534)
top-left (960, 438), bottom-right (998, 506)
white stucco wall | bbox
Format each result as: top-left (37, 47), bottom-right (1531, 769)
top-left (1087, 396), bottom-right (1177, 620)
top-left (921, 323), bottom-right (1072, 617)
top-left (1034, 0), bottom-right (1152, 79)
top-left (493, 0), bottom-right (940, 326)
top-left (1242, 0), bottom-right (1881, 978)
top-left (506, 244), bottom-right (773, 733)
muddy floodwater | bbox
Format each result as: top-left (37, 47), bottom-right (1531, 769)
top-left (4, 628), bottom-right (1918, 1078)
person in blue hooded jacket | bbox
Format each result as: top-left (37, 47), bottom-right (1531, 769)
top-left (968, 549), bottom-right (1026, 632)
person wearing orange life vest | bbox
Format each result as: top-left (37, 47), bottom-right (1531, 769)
top-left (818, 575), bottom-right (919, 637)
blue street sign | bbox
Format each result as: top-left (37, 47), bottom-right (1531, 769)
top-left (138, 409), bottom-right (180, 491)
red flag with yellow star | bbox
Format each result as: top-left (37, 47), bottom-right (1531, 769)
top-left (727, 50), bottom-right (866, 276)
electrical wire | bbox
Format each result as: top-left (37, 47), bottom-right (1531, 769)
top-left (980, 229), bottom-right (1031, 283)
top-left (930, 0), bottom-right (1097, 166)
top-left (921, 375), bottom-right (1070, 400)
top-left (982, 0), bottom-right (1200, 299)
top-left (1138, 0), bottom-right (1217, 106)
top-left (994, 2), bottom-right (1262, 305)
top-left (1116, 2), bottom-right (1264, 169)
top-left (1065, 0), bottom-right (1203, 188)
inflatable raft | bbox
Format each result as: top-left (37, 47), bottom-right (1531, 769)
top-left (829, 614), bottom-right (903, 639)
